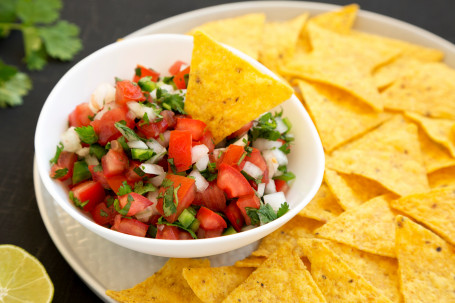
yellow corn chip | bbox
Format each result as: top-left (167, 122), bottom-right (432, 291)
top-left (373, 57), bottom-right (420, 89)
top-left (298, 182), bottom-right (344, 223)
top-left (324, 169), bottom-right (390, 210)
top-left (298, 80), bottom-right (391, 152)
top-left (406, 112), bottom-right (455, 157)
top-left (106, 258), bottom-right (209, 303)
top-left (383, 62), bottom-right (455, 119)
top-left (315, 195), bottom-right (397, 258)
top-left (183, 266), bottom-right (254, 303)
top-left (185, 31), bottom-right (293, 144)
top-left (391, 187), bottom-right (455, 246)
top-left (234, 256), bottom-right (266, 268)
top-left (310, 4), bottom-right (359, 35)
top-left (187, 14), bottom-right (265, 60)
top-left (223, 247), bottom-right (327, 303)
top-left (428, 166), bottom-right (455, 189)
top-left (395, 215), bottom-right (455, 302)
top-left (326, 115), bottom-right (429, 196)
top-left (418, 128), bottom-right (455, 173)
top-left (299, 239), bottom-right (393, 303)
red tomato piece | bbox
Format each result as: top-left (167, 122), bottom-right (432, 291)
top-left (101, 143), bottom-right (129, 177)
top-left (118, 192), bottom-right (153, 216)
top-left (162, 110), bottom-right (177, 128)
top-left (50, 151), bottom-right (77, 181)
top-left (112, 216), bottom-right (148, 237)
top-left (125, 161), bottom-right (144, 183)
top-left (115, 80), bottom-right (145, 105)
top-left (200, 129), bottom-right (215, 152)
top-left (236, 194), bottom-right (260, 225)
top-left (217, 163), bottom-right (254, 198)
top-left (227, 121), bottom-right (253, 139)
top-left (168, 130), bottom-right (192, 172)
top-left (239, 147), bottom-right (268, 183)
top-left (71, 180), bottom-right (106, 212)
top-left (105, 175), bottom-right (130, 193)
top-left (173, 66), bottom-right (190, 89)
top-left (132, 64), bottom-right (160, 83)
top-left (193, 183), bottom-right (227, 212)
top-left (224, 201), bottom-right (245, 232)
top-left (168, 60), bottom-right (187, 75)
top-left (221, 145), bottom-right (245, 169)
top-left (90, 106), bottom-right (134, 145)
top-left (156, 174), bottom-right (196, 223)
top-left (88, 165), bottom-right (110, 189)
top-left (137, 118), bottom-right (168, 139)
top-left (156, 225), bottom-right (180, 240)
top-left (175, 118), bottom-right (206, 141)
top-left (91, 202), bottom-right (116, 226)
top-left (68, 103), bottom-right (93, 127)
top-left (197, 227), bottom-right (224, 239)
top-left (275, 179), bottom-right (290, 194)
top-left (178, 231), bottom-right (194, 240)
top-left (197, 207), bottom-right (227, 230)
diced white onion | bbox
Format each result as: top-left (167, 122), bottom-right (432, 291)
top-left (274, 117), bottom-right (288, 134)
top-left (191, 144), bottom-right (209, 163)
top-left (157, 130), bottom-right (171, 147)
top-left (195, 154), bottom-right (209, 171)
top-left (159, 83), bottom-right (175, 93)
top-left (61, 127), bottom-right (82, 152)
top-left (189, 170), bottom-right (209, 192)
top-left (241, 225), bottom-right (255, 232)
top-left (262, 150), bottom-right (279, 179)
top-left (127, 102), bottom-right (157, 121)
top-left (146, 151), bottom-right (166, 164)
top-left (146, 191), bottom-right (159, 203)
top-left (135, 203), bottom-right (158, 223)
top-left (212, 148), bottom-right (226, 160)
top-left (139, 163), bottom-right (164, 175)
top-left (233, 134), bottom-right (248, 146)
top-left (146, 139), bottom-right (166, 154)
top-left (85, 155), bottom-right (99, 166)
top-left (252, 138), bottom-right (282, 151)
top-left (256, 183), bottom-right (266, 197)
top-left (94, 103), bottom-right (118, 120)
top-left (90, 83), bottom-right (115, 112)
top-left (76, 147), bottom-right (90, 157)
top-left (127, 140), bottom-right (148, 149)
top-left (242, 161), bottom-right (263, 179)
top-left (264, 178), bottom-right (277, 195)
top-left (150, 174), bottom-right (166, 187)
top-left (263, 192), bottom-right (286, 212)
top-left (271, 148), bottom-right (288, 166)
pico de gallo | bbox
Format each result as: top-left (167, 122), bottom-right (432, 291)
top-left (49, 61), bottom-right (295, 239)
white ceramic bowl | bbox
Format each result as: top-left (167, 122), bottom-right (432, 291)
top-left (34, 34), bottom-right (324, 258)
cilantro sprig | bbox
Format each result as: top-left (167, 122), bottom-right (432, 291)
top-left (0, 60), bottom-right (32, 107)
top-left (156, 88), bottom-right (185, 114)
top-left (157, 217), bottom-right (198, 239)
top-left (75, 125), bottom-right (98, 144)
top-left (246, 202), bottom-right (289, 226)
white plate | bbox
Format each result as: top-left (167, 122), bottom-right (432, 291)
top-left (34, 2), bottom-right (455, 301)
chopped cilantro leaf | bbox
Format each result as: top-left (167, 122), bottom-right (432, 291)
top-left (114, 198), bottom-right (130, 216)
top-left (133, 181), bottom-right (156, 195)
top-left (156, 88), bottom-right (185, 114)
top-left (139, 112), bottom-right (150, 127)
top-left (93, 165), bottom-right (102, 172)
top-left (162, 184), bottom-right (176, 217)
top-left (135, 67), bottom-right (141, 77)
top-left (117, 181), bottom-right (132, 196)
top-left (237, 152), bottom-right (246, 166)
top-left (173, 184), bottom-right (181, 207)
top-left (50, 142), bottom-right (64, 164)
top-left (99, 209), bottom-right (109, 217)
top-left (74, 125), bottom-right (98, 144)
top-left (246, 207), bottom-right (260, 225)
top-left (200, 162), bottom-right (217, 181)
top-left (114, 122), bottom-right (144, 142)
top-left (249, 112), bottom-right (281, 141)
top-left (133, 166), bottom-right (145, 177)
top-left (277, 202), bottom-right (289, 218)
top-left (106, 196), bottom-right (115, 208)
top-left (161, 76), bottom-right (174, 85)
top-left (0, 60), bottom-right (32, 107)
top-left (52, 168), bottom-right (68, 179)
top-left (257, 204), bottom-right (277, 224)
top-left (157, 217), bottom-right (197, 239)
top-left (168, 158), bottom-right (177, 174)
top-left (69, 191), bottom-right (88, 209)
top-left (241, 171), bottom-right (262, 185)
top-left (274, 172), bottom-right (295, 182)
top-left (246, 202), bottom-right (286, 226)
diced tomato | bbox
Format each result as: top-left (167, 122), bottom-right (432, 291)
top-left (71, 180), bottom-right (106, 212)
top-left (91, 202), bottom-right (116, 226)
top-left (125, 161), bottom-right (144, 183)
top-left (50, 151), bottom-right (77, 181)
top-left (88, 165), bottom-right (110, 189)
top-left (90, 106), bottom-right (134, 145)
top-left (197, 227), bottom-right (224, 239)
top-left (275, 179), bottom-right (290, 194)
top-left (217, 163), bottom-right (254, 198)
top-left (224, 201), bottom-right (245, 232)
top-left (175, 118), bottom-right (206, 141)
top-left (200, 129), bottom-right (215, 152)
top-left (221, 145), bottom-right (245, 169)
top-left (193, 183), bottom-right (227, 211)
top-left (101, 142), bottom-right (129, 177)
top-left (162, 110), bottom-right (177, 128)
top-left (173, 66), bottom-right (190, 89)
top-left (112, 216), bottom-right (148, 237)
top-left (236, 194), bottom-right (260, 225)
top-left (156, 174), bottom-right (196, 223)
top-left (115, 80), bottom-right (145, 105)
top-left (68, 103), bottom-right (93, 127)
top-left (239, 148), bottom-right (268, 183)
top-left (197, 207), bottom-right (227, 230)
top-left (105, 175), bottom-right (130, 193)
top-left (168, 60), bottom-right (187, 76)
top-left (138, 119), bottom-right (168, 139)
top-left (178, 231), bottom-right (194, 240)
top-left (132, 64), bottom-right (159, 83)
top-left (118, 192), bottom-right (154, 216)
top-left (168, 130), bottom-right (192, 172)
top-left (156, 225), bottom-right (180, 240)
top-left (227, 121), bottom-right (253, 139)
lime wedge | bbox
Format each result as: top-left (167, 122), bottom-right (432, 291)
top-left (0, 244), bottom-right (54, 303)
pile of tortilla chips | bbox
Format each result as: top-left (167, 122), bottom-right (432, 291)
top-left (107, 4), bottom-right (455, 302)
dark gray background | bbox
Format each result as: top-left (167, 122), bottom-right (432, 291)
top-left (0, 0), bottom-right (454, 301)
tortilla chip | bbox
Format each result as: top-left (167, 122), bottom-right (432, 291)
top-left (185, 31), bottom-right (293, 144)
top-left (187, 14), bottom-right (265, 60)
top-left (310, 4), bottom-right (359, 35)
top-left (298, 182), bottom-right (344, 223)
top-left (314, 195), bottom-right (397, 257)
top-left (234, 256), bottom-right (266, 268)
top-left (395, 215), bottom-right (455, 302)
top-left (428, 166), bottom-right (455, 189)
top-left (106, 258), bottom-right (209, 303)
top-left (299, 239), bottom-right (394, 303)
top-left (326, 115), bottom-right (429, 196)
top-left (324, 169), bottom-right (390, 210)
top-left (223, 247), bottom-right (327, 303)
top-left (373, 57), bottom-right (420, 89)
top-left (391, 187), bottom-right (455, 246)
top-left (259, 13), bottom-right (308, 73)
top-left (418, 128), bottom-right (455, 173)
top-left (405, 112), bottom-right (455, 157)
top-left (323, 240), bottom-right (401, 303)
top-left (251, 216), bottom-right (322, 257)
top-left (382, 62), bottom-right (455, 119)
top-left (297, 80), bottom-right (391, 151)
top-left (183, 266), bottom-right (254, 303)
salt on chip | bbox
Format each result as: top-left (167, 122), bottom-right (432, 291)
top-left (185, 31), bottom-right (293, 144)
top-left (395, 215), bottom-right (455, 302)
top-left (183, 266), bottom-right (254, 303)
top-left (391, 187), bottom-right (455, 246)
top-left (417, 128), bottom-right (455, 173)
top-left (299, 239), bottom-right (394, 303)
top-left (106, 258), bottom-right (209, 303)
top-left (428, 166), bottom-right (455, 189)
top-left (223, 246), bottom-right (327, 303)
top-left (187, 14), bottom-right (265, 60)
top-left (324, 168), bottom-right (390, 210)
top-left (234, 256), bottom-right (266, 268)
top-left (314, 194), bottom-right (398, 258)
top-left (310, 4), bottom-right (359, 35)
top-left (298, 182), bottom-right (344, 223)
top-left (326, 115), bottom-right (429, 196)
top-left (297, 80), bottom-right (391, 152)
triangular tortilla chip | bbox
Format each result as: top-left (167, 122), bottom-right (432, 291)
top-left (234, 256), bottom-right (266, 268)
top-left (223, 247), bottom-right (327, 303)
top-left (298, 182), bottom-right (344, 223)
top-left (326, 115), bottom-right (429, 196)
top-left (106, 258), bottom-right (209, 303)
top-left (324, 169), bottom-right (390, 210)
top-left (187, 14), bottom-right (265, 60)
top-left (391, 187), bottom-right (455, 246)
top-left (418, 128), bottom-right (455, 173)
top-left (428, 166), bottom-right (455, 189)
top-left (310, 4), bottom-right (359, 35)
top-left (299, 239), bottom-right (394, 303)
top-left (185, 31), bottom-right (293, 144)
top-left (373, 57), bottom-right (420, 89)
top-left (298, 80), bottom-right (391, 151)
top-left (183, 266), bottom-right (253, 303)
top-left (314, 195), bottom-right (397, 257)
top-left (395, 215), bottom-right (455, 302)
